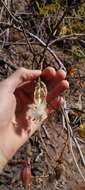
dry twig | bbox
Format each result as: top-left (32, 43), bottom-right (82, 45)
top-left (60, 104), bottom-right (85, 181)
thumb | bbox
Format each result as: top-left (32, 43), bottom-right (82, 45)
top-left (5, 68), bottom-right (42, 92)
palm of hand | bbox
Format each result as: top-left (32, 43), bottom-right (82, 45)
top-left (0, 68), bottom-right (69, 160)
top-left (14, 79), bottom-right (51, 137)
top-left (14, 69), bottom-right (67, 137)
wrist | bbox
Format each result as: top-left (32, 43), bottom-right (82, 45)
top-left (0, 124), bottom-right (21, 167)
top-left (0, 124), bottom-right (19, 172)
top-left (0, 148), bottom-right (8, 173)
top-left (0, 122), bottom-right (30, 167)
top-left (0, 131), bottom-right (16, 172)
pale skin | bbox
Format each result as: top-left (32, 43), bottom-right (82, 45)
top-left (0, 67), bottom-right (69, 163)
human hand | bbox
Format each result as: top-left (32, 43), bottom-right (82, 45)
top-left (0, 67), bottom-right (69, 166)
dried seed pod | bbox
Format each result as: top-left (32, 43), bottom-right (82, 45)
top-left (34, 78), bottom-right (47, 105)
top-left (21, 161), bottom-right (31, 190)
top-left (26, 78), bottom-right (48, 126)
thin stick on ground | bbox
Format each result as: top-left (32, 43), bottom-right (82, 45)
top-left (0, 0), bottom-right (19, 23)
top-left (73, 137), bottom-right (85, 167)
top-left (60, 105), bottom-right (85, 181)
top-left (39, 130), bottom-right (53, 161)
top-left (70, 136), bottom-right (85, 182)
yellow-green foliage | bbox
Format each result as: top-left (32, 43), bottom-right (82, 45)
top-left (72, 46), bottom-right (85, 61)
top-left (77, 2), bottom-right (85, 15)
top-left (72, 20), bottom-right (85, 33)
top-left (31, 1), bottom-right (85, 34)
top-left (59, 25), bottom-right (71, 35)
top-left (35, 1), bottom-right (58, 15)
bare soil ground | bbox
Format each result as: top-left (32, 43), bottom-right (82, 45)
top-left (0, 1), bottom-right (85, 189)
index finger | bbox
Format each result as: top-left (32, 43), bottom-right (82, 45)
top-left (5, 68), bottom-right (42, 92)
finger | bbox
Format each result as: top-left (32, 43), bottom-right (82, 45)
top-left (48, 96), bottom-right (64, 114)
top-left (42, 67), bottom-right (57, 80)
top-left (48, 69), bottom-right (67, 91)
top-left (42, 67), bottom-right (66, 81)
top-left (55, 69), bottom-right (66, 82)
top-left (20, 67), bottom-right (56, 95)
top-left (47, 80), bottom-right (69, 102)
top-left (42, 67), bottom-right (67, 90)
top-left (5, 68), bottom-right (42, 92)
